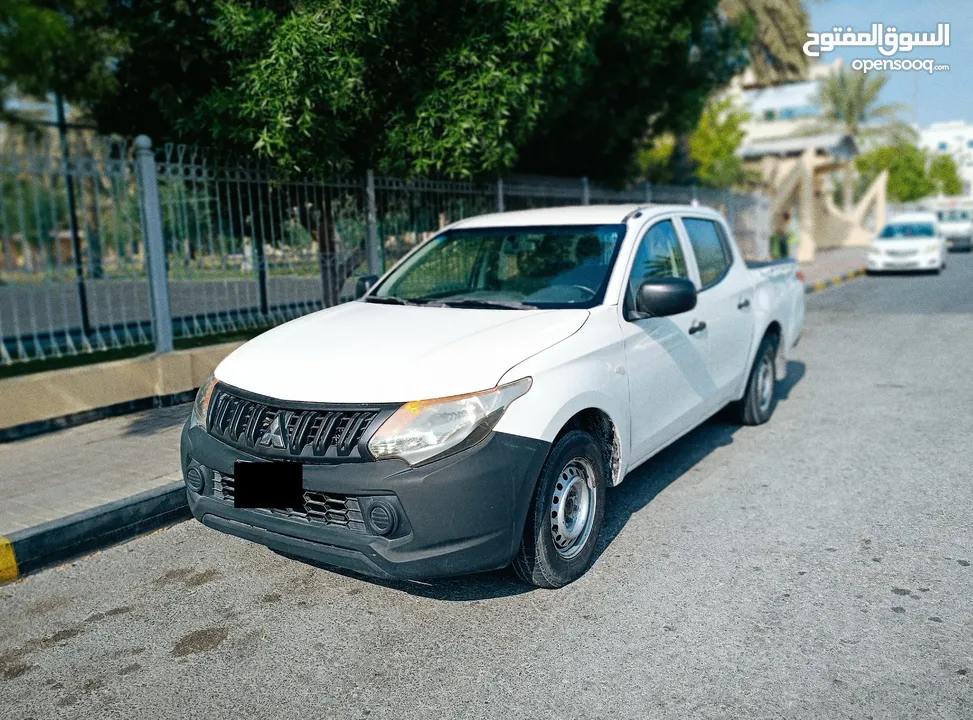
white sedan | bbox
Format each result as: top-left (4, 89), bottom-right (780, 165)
top-left (867, 212), bottom-right (947, 274)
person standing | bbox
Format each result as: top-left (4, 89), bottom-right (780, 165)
top-left (773, 212), bottom-right (793, 259)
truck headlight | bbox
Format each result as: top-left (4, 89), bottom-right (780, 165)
top-left (367, 377), bottom-right (532, 465)
top-left (190, 375), bottom-right (218, 430)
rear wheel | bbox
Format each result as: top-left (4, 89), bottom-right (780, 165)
top-left (513, 429), bottom-right (606, 588)
top-left (734, 333), bottom-right (779, 426)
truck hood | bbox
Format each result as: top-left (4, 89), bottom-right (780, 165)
top-left (939, 222), bottom-right (972, 237)
top-left (214, 302), bottom-right (589, 404)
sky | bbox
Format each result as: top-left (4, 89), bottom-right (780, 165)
top-left (806, 0), bottom-right (973, 128)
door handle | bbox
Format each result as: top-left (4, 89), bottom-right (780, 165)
top-left (689, 320), bottom-right (707, 335)
top-left (737, 298), bottom-right (750, 310)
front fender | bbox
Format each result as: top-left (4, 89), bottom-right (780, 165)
top-left (493, 310), bottom-right (630, 483)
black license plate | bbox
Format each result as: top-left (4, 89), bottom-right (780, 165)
top-left (233, 460), bottom-right (304, 509)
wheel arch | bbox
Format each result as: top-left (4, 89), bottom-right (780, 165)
top-left (553, 407), bottom-right (623, 487)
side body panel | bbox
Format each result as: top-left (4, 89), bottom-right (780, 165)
top-left (493, 306), bottom-right (631, 483)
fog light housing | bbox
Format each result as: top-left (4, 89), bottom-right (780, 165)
top-left (186, 462), bottom-right (205, 493)
top-left (368, 501), bottom-right (398, 536)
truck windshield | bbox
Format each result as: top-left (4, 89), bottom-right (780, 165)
top-left (879, 223), bottom-right (935, 239)
top-left (937, 210), bottom-right (970, 222)
top-left (370, 224), bottom-right (627, 309)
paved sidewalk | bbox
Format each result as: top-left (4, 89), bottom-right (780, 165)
top-left (0, 405), bottom-right (187, 536)
top-left (798, 246), bottom-right (867, 288)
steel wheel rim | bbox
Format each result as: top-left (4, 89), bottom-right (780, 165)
top-left (550, 457), bottom-right (597, 559)
top-left (757, 354), bottom-right (774, 413)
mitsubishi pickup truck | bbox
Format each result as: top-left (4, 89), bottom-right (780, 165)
top-left (182, 204), bottom-right (805, 588)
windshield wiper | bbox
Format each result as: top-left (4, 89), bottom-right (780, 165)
top-left (438, 299), bottom-right (537, 310)
top-left (363, 296), bottom-right (422, 306)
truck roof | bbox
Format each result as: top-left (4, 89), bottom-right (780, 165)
top-left (450, 204), bottom-right (719, 229)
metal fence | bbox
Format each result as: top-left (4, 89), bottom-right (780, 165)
top-left (0, 130), bottom-right (770, 366)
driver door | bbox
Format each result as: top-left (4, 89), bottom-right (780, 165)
top-left (619, 218), bottom-right (717, 465)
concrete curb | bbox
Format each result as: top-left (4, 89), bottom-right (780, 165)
top-left (804, 267), bottom-right (866, 295)
top-left (0, 482), bottom-right (190, 584)
top-left (0, 390), bottom-right (196, 444)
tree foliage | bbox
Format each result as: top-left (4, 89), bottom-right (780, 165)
top-left (719, 0), bottom-right (810, 84)
top-left (2, 0), bottom-right (751, 185)
top-left (687, 97), bottom-right (751, 187)
top-left (806, 66), bottom-right (916, 145)
top-left (635, 97), bottom-right (752, 188)
top-left (928, 154), bottom-right (963, 197)
top-left (0, 0), bottom-right (123, 121)
top-left (855, 143), bottom-right (933, 204)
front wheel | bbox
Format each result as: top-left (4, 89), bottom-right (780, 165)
top-left (734, 333), bottom-right (779, 426)
top-left (513, 429), bottom-right (606, 588)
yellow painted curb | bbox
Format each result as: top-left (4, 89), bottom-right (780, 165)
top-left (0, 536), bottom-right (18, 583)
top-left (832, 276), bottom-right (842, 284)
top-left (813, 280), bottom-right (827, 291)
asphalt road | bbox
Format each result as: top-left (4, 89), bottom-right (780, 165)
top-left (2, 254), bottom-right (972, 719)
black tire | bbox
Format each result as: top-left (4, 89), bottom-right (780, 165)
top-left (733, 333), bottom-right (779, 426)
top-left (513, 429), bottom-right (606, 588)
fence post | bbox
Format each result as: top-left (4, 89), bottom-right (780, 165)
top-left (496, 178), bottom-right (505, 213)
top-left (643, 181), bottom-right (652, 204)
top-left (134, 135), bottom-right (174, 353)
top-left (581, 176), bottom-right (590, 205)
top-left (365, 170), bottom-right (382, 275)
top-left (55, 95), bottom-right (93, 338)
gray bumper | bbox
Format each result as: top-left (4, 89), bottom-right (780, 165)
top-left (181, 422), bottom-right (550, 580)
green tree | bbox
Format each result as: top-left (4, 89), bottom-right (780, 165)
top-left (184, 0), bottom-right (749, 183)
top-left (635, 98), bottom-right (752, 188)
top-left (0, 0), bottom-right (124, 123)
top-left (928, 154), bottom-right (963, 197)
top-left (687, 97), bottom-right (751, 187)
top-left (635, 134), bottom-right (677, 185)
top-left (4, 0), bottom-right (751, 185)
top-left (855, 143), bottom-right (933, 204)
top-left (805, 66), bottom-right (917, 209)
top-left (90, 0), bottom-right (229, 145)
top-left (511, 0), bottom-right (750, 184)
top-left (719, 0), bottom-right (810, 84)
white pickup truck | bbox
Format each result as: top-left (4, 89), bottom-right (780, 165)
top-left (182, 204), bottom-right (805, 587)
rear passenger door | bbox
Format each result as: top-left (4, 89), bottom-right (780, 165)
top-left (678, 216), bottom-right (756, 407)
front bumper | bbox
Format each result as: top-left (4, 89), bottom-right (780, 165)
top-left (181, 421), bottom-right (550, 580)
top-left (866, 254), bottom-right (940, 271)
top-left (946, 236), bottom-right (973, 251)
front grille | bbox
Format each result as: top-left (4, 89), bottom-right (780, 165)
top-left (208, 385), bottom-right (382, 462)
top-left (885, 249), bottom-right (919, 258)
top-left (213, 471), bottom-right (367, 533)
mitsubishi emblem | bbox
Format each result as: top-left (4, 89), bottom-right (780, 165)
top-left (259, 412), bottom-right (289, 449)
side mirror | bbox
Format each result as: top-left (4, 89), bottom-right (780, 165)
top-left (354, 275), bottom-right (379, 299)
top-left (629, 278), bottom-right (697, 320)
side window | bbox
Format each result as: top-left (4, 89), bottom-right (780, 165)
top-left (627, 220), bottom-right (688, 302)
top-left (683, 218), bottom-right (732, 289)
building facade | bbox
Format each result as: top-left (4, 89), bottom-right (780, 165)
top-left (918, 121), bottom-right (973, 197)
